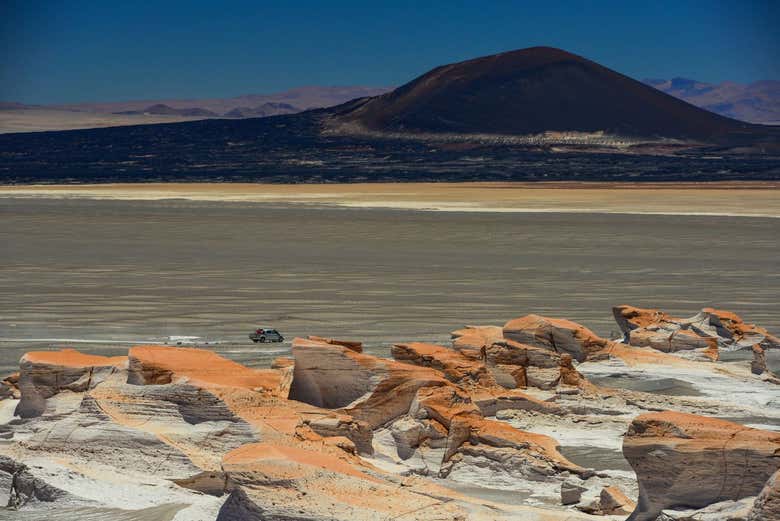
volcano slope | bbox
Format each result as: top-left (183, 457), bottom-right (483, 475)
top-left (331, 47), bottom-right (763, 142)
top-left (1, 305), bottom-right (779, 520)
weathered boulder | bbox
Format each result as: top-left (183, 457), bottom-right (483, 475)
top-left (305, 415), bottom-right (374, 454)
top-left (628, 328), bottom-right (718, 354)
top-left (0, 455), bottom-right (70, 509)
top-left (699, 307), bottom-right (780, 350)
top-left (487, 338), bottom-right (561, 368)
top-left (391, 342), bottom-right (495, 387)
top-left (600, 485), bottom-right (636, 515)
top-left (0, 372), bottom-right (19, 400)
top-left (15, 349), bottom-right (125, 418)
top-left (748, 468), bottom-right (780, 521)
top-left (289, 337), bottom-right (451, 429)
top-left (613, 305), bottom-right (677, 335)
top-left (751, 345), bottom-right (768, 375)
top-left (443, 415), bottom-right (590, 481)
top-left (623, 411), bottom-right (780, 521)
top-left (561, 479), bottom-right (587, 505)
top-left (613, 305), bottom-right (780, 357)
top-left (451, 325), bottom-right (504, 352)
top-left (503, 314), bottom-right (608, 362)
top-left (215, 487), bottom-right (267, 521)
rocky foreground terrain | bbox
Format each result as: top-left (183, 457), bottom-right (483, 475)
top-left (0, 305), bottom-right (778, 520)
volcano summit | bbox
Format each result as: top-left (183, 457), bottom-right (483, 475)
top-left (332, 47), bottom-right (765, 142)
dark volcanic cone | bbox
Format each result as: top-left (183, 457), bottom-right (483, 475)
top-left (334, 47), bottom-right (766, 141)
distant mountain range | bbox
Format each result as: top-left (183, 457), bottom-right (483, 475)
top-left (50, 86), bottom-right (391, 116)
top-left (645, 78), bottom-right (780, 125)
top-left (111, 102), bottom-right (300, 118)
top-left (0, 86), bottom-right (391, 133)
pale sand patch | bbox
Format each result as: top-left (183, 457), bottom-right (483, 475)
top-left (0, 109), bottom-right (207, 134)
top-left (1, 182), bottom-right (779, 217)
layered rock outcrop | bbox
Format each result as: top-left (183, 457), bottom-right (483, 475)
top-left (503, 314), bottom-right (608, 362)
top-left (748, 468), bottom-right (780, 521)
top-left (290, 335), bottom-right (590, 492)
top-left (289, 337), bottom-right (452, 429)
top-left (15, 349), bottom-right (126, 418)
top-left (2, 305), bottom-right (778, 519)
top-left (613, 305), bottom-right (780, 358)
top-left (623, 411), bottom-right (780, 521)
top-left (450, 325), bottom-right (503, 353)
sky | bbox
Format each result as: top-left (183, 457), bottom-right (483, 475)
top-left (1, 1), bottom-right (778, 104)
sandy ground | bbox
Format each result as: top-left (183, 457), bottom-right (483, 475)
top-left (0, 109), bottom-right (207, 134)
top-left (2, 195), bottom-right (779, 376)
top-left (2, 182), bottom-right (779, 217)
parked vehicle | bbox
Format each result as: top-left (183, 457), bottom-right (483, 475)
top-left (249, 327), bottom-right (284, 343)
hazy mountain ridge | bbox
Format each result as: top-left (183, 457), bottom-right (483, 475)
top-left (0, 86), bottom-right (392, 133)
top-left (645, 78), bottom-right (780, 125)
top-left (48, 85), bottom-right (391, 114)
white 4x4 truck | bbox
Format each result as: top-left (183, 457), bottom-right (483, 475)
top-left (249, 327), bottom-right (284, 343)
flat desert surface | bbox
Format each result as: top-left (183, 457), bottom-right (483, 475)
top-left (1, 183), bottom-right (778, 375)
top-left (2, 181), bottom-right (780, 217)
top-left (0, 108), bottom-right (206, 134)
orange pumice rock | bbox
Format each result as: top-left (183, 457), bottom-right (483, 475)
top-left (289, 336), bottom-right (452, 429)
top-left (623, 411), bottom-right (780, 521)
top-left (392, 342), bottom-right (495, 387)
top-left (128, 345), bottom-right (283, 393)
top-left (558, 353), bottom-right (588, 387)
top-left (0, 371), bottom-right (20, 399)
top-left (702, 307), bottom-right (780, 349)
top-left (22, 349), bottom-right (126, 368)
top-left (503, 314), bottom-right (608, 362)
top-left (450, 325), bottom-right (504, 351)
top-left (614, 305), bottom-right (780, 359)
top-left (628, 327), bottom-right (718, 355)
top-left (442, 415), bottom-right (591, 480)
top-left (16, 348), bottom-right (127, 417)
top-left (307, 335), bottom-right (363, 353)
top-left (749, 469), bottom-right (780, 521)
top-left (270, 356), bottom-right (294, 369)
top-left (599, 485), bottom-right (636, 515)
top-left (613, 305), bottom-right (678, 334)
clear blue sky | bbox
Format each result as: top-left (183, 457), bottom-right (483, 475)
top-left (1, 1), bottom-right (777, 104)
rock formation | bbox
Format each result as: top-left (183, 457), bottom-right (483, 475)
top-left (623, 411), bottom-right (780, 521)
top-left (613, 305), bottom-right (780, 360)
top-left (748, 468), bottom-right (780, 521)
top-left (503, 314), bottom-right (608, 362)
top-left (15, 349), bottom-right (125, 417)
top-left (289, 336), bottom-right (588, 489)
top-left (1, 305), bottom-right (779, 519)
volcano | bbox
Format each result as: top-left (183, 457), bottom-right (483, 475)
top-left (333, 47), bottom-right (763, 141)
